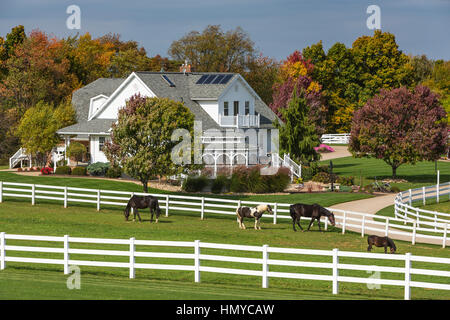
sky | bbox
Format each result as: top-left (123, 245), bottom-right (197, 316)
top-left (0, 0), bottom-right (449, 61)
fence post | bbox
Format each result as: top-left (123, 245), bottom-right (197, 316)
top-left (361, 215), bottom-right (366, 238)
top-left (96, 190), bottom-right (101, 211)
top-left (64, 187), bottom-right (68, 208)
top-left (422, 186), bottom-right (426, 206)
top-left (31, 184), bottom-right (35, 206)
top-left (0, 181), bottom-right (3, 203)
top-left (408, 189), bottom-right (412, 206)
top-left (412, 222), bottom-right (417, 245)
top-left (194, 240), bottom-right (201, 283)
top-left (437, 183), bottom-right (440, 204)
top-left (0, 232), bottom-right (5, 270)
top-left (273, 203), bottom-right (277, 225)
top-left (385, 218), bottom-right (389, 237)
top-left (165, 195), bottom-right (169, 217)
top-left (342, 212), bottom-right (346, 235)
top-left (129, 237), bottom-right (135, 279)
top-left (332, 248), bottom-right (339, 295)
top-left (404, 253), bottom-right (411, 300)
top-left (443, 224), bottom-right (448, 249)
top-left (64, 235), bottom-right (69, 275)
top-left (325, 216), bottom-right (328, 231)
top-left (262, 244), bottom-right (269, 289)
top-left (200, 197), bottom-right (205, 220)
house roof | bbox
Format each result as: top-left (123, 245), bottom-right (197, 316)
top-left (58, 72), bottom-right (279, 135)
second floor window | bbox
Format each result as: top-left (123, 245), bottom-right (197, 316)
top-left (234, 101), bottom-right (239, 116)
top-left (245, 101), bottom-right (250, 115)
top-left (224, 102), bottom-right (229, 116)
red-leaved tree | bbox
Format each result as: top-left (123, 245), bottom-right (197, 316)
top-left (349, 86), bottom-right (448, 178)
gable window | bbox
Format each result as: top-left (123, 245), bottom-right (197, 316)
top-left (99, 137), bottom-right (105, 152)
top-left (245, 101), bottom-right (250, 115)
top-left (234, 101), bottom-right (239, 116)
top-left (224, 101), bottom-right (229, 116)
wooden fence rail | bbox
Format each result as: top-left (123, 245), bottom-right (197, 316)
top-left (0, 181), bottom-right (449, 247)
top-left (1, 232), bottom-right (449, 299)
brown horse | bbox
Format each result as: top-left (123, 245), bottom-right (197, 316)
top-left (289, 203), bottom-right (336, 232)
top-left (236, 204), bottom-right (273, 230)
top-left (124, 195), bottom-right (161, 223)
top-left (367, 235), bottom-right (396, 254)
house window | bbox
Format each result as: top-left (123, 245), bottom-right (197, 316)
top-left (234, 101), bottom-right (239, 116)
top-left (245, 101), bottom-right (250, 115)
top-left (224, 101), bottom-right (229, 116)
top-left (99, 137), bottom-right (105, 152)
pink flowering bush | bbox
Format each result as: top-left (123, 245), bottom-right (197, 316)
top-left (314, 144), bottom-right (335, 153)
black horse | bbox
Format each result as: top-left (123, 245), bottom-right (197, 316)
top-left (289, 203), bottom-right (336, 232)
top-left (367, 235), bottom-right (396, 254)
top-left (124, 195), bottom-right (161, 223)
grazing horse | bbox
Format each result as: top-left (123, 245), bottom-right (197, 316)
top-left (124, 195), bottom-right (161, 223)
top-left (367, 235), bottom-right (396, 254)
top-left (236, 204), bottom-right (273, 230)
top-left (289, 203), bottom-right (336, 232)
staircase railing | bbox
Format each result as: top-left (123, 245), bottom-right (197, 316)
top-left (9, 148), bottom-right (30, 169)
top-left (271, 153), bottom-right (301, 180)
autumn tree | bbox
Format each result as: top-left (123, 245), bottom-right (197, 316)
top-left (168, 25), bottom-right (256, 73)
top-left (104, 94), bottom-right (196, 192)
top-left (349, 86), bottom-right (448, 178)
top-left (0, 30), bottom-right (76, 115)
top-left (270, 50), bottom-right (327, 135)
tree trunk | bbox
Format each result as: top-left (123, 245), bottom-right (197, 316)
top-left (142, 180), bottom-right (148, 193)
top-left (392, 166), bottom-right (398, 179)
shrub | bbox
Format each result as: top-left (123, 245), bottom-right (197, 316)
top-left (337, 176), bottom-right (354, 186)
top-left (40, 167), bottom-right (54, 175)
top-left (55, 166), bottom-right (71, 175)
top-left (264, 167), bottom-right (290, 192)
top-left (312, 172), bottom-right (330, 183)
top-left (87, 162), bottom-right (110, 176)
top-left (390, 186), bottom-right (401, 193)
top-left (182, 175), bottom-right (209, 192)
top-left (211, 175), bottom-right (230, 194)
top-left (105, 166), bottom-right (122, 178)
top-left (72, 166), bottom-right (87, 176)
top-left (17, 167), bottom-right (22, 172)
top-left (314, 144), bottom-right (335, 153)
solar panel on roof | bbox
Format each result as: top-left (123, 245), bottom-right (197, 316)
top-left (203, 74), bottom-right (217, 84)
top-left (196, 75), bottom-right (208, 84)
top-left (219, 74), bottom-right (233, 84)
top-left (161, 74), bottom-right (175, 87)
top-left (212, 75), bottom-right (225, 84)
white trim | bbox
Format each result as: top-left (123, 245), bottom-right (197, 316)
top-left (89, 94), bottom-right (109, 119)
top-left (88, 72), bottom-right (156, 121)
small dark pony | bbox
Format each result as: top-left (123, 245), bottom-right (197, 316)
top-left (124, 195), bottom-right (161, 223)
top-left (367, 235), bottom-right (396, 254)
top-left (236, 204), bottom-right (273, 230)
top-left (289, 203), bottom-right (336, 232)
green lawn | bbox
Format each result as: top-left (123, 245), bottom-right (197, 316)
top-left (319, 157), bottom-right (450, 191)
top-left (0, 198), bottom-right (449, 300)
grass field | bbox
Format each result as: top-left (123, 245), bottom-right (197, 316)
top-left (1, 159), bottom-right (449, 300)
top-left (0, 198), bottom-right (449, 300)
top-left (319, 157), bottom-right (450, 191)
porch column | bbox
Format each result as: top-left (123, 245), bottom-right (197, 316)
top-left (64, 136), bottom-right (71, 165)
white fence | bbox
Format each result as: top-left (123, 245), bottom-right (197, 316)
top-left (0, 181), bottom-right (449, 247)
top-left (395, 183), bottom-right (450, 232)
top-left (1, 232), bottom-right (449, 300)
top-left (320, 134), bottom-right (350, 145)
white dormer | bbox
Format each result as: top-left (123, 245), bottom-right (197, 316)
top-left (89, 94), bottom-right (109, 119)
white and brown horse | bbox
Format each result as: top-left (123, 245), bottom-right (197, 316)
top-left (236, 204), bottom-right (273, 230)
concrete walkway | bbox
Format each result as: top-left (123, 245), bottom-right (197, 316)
top-left (329, 193), bottom-right (447, 246)
top-left (320, 146), bottom-right (351, 161)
